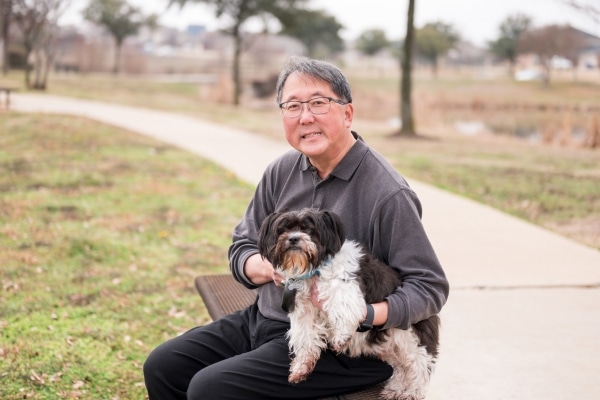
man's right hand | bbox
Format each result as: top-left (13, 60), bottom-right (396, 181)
top-left (244, 253), bottom-right (283, 286)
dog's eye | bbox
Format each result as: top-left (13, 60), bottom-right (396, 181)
top-left (300, 224), bottom-right (314, 236)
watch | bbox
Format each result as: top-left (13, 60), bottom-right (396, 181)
top-left (357, 303), bottom-right (374, 332)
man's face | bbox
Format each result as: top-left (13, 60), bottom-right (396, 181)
top-left (279, 72), bottom-right (353, 163)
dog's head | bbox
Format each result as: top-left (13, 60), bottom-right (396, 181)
top-left (258, 209), bottom-right (345, 278)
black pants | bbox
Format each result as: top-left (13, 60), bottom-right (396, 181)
top-left (143, 301), bottom-right (393, 399)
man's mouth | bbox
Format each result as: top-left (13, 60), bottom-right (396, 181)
top-left (302, 132), bottom-right (321, 139)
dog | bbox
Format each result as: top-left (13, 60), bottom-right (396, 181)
top-left (257, 208), bottom-right (440, 400)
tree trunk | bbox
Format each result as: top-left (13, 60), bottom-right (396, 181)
top-left (23, 45), bottom-right (32, 88)
top-left (1, 0), bottom-right (11, 75)
top-left (541, 59), bottom-right (551, 87)
top-left (232, 24), bottom-right (242, 106)
top-left (399, 0), bottom-right (416, 135)
top-left (33, 48), bottom-right (42, 88)
top-left (40, 51), bottom-right (52, 89)
top-left (113, 39), bottom-right (122, 75)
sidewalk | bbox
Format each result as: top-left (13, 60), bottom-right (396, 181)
top-left (12, 93), bottom-right (600, 399)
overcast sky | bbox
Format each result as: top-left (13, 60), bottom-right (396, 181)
top-left (63, 0), bottom-right (599, 47)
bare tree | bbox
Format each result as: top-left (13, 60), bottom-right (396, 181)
top-left (518, 24), bottom-right (584, 86)
top-left (399, 0), bottom-right (416, 135)
top-left (561, 0), bottom-right (600, 24)
top-left (31, 17), bottom-right (58, 88)
top-left (12, 0), bottom-right (69, 89)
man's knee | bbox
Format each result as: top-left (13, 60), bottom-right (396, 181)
top-left (143, 343), bottom-right (165, 379)
top-left (144, 342), bottom-right (191, 399)
top-left (187, 367), bottom-right (223, 400)
top-left (143, 342), bottom-right (181, 388)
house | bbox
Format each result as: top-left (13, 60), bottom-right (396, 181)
top-left (574, 27), bottom-right (600, 69)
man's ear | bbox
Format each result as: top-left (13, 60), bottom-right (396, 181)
top-left (344, 103), bottom-right (354, 128)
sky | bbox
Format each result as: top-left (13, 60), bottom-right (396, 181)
top-left (63, 0), bottom-right (599, 47)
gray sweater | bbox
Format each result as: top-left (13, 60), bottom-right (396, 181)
top-left (228, 133), bottom-right (449, 330)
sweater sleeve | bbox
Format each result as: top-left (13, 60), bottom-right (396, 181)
top-left (227, 156), bottom-right (282, 289)
top-left (375, 188), bottom-right (449, 330)
top-left (228, 181), bottom-right (271, 289)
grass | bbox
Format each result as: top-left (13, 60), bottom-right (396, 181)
top-left (1, 67), bottom-right (599, 397)
top-left (367, 132), bottom-right (600, 242)
top-left (0, 113), bottom-right (254, 399)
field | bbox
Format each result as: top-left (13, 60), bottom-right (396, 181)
top-left (1, 67), bottom-right (599, 398)
top-left (39, 68), bottom-right (600, 248)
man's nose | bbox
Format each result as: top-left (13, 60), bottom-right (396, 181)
top-left (298, 103), bottom-right (314, 122)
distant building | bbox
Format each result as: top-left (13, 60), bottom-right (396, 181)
top-left (575, 28), bottom-right (600, 69)
top-left (516, 26), bottom-right (600, 74)
top-left (186, 25), bottom-right (206, 37)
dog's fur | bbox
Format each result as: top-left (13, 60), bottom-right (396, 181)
top-left (258, 208), bottom-right (440, 400)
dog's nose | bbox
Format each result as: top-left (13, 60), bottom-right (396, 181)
top-left (288, 236), bottom-right (299, 245)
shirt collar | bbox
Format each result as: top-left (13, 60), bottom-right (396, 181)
top-left (299, 131), bottom-right (368, 181)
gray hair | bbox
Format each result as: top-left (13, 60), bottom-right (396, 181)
top-left (275, 56), bottom-right (353, 105)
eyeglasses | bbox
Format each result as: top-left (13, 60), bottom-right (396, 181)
top-left (278, 96), bottom-right (349, 118)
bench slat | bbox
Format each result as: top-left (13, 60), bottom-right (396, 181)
top-left (194, 274), bottom-right (256, 319)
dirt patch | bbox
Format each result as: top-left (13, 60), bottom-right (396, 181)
top-left (546, 216), bottom-right (600, 250)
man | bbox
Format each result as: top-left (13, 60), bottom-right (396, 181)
top-left (144, 56), bottom-right (449, 399)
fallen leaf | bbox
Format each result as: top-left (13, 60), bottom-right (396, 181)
top-left (30, 369), bottom-right (45, 384)
top-left (72, 380), bottom-right (85, 389)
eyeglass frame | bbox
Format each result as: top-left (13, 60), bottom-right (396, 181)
top-left (278, 96), bottom-right (350, 118)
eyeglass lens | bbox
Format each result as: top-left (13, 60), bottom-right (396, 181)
top-left (281, 97), bottom-right (332, 117)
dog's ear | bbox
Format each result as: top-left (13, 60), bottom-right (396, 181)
top-left (257, 212), bottom-right (280, 262)
top-left (320, 210), bottom-right (345, 252)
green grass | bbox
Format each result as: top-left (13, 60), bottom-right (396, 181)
top-left (0, 113), bottom-right (254, 399)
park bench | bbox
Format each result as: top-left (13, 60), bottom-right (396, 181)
top-left (194, 274), bottom-right (385, 400)
top-left (0, 86), bottom-right (17, 110)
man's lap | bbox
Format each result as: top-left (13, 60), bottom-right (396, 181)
top-left (147, 301), bottom-right (392, 399)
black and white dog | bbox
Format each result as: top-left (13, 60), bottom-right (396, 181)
top-left (258, 208), bottom-right (440, 400)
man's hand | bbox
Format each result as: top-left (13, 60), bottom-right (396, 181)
top-left (244, 253), bottom-right (285, 286)
top-left (309, 285), bottom-right (325, 311)
top-left (273, 270), bottom-right (285, 287)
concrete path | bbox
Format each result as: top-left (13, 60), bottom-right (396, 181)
top-left (11, 93), bottom-right (600, 399)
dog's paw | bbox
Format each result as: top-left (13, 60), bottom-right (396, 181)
top-left (288, 372), bottom-right (308, 384)
top-left (329, 335), bottom-right (351, 353)
top-left (289, 357), bottom-right (317, 384)
top-left (288, 363), bottom-right (310, 384)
